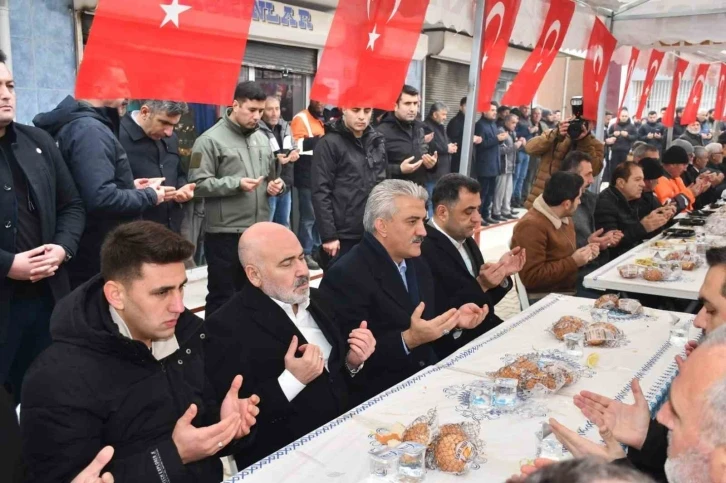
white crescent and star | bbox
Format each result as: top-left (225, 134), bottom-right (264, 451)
top-left (160, 0), bottom-right (191, 28)
top-left (720, 74), bottom-right (726, 117)
top-left (641, 58), bottom-right (661, 102)
top-left (482, 2), bottom-right (506, 67)
top-left (692, 74), bottom-right (705, 104)
top-left (366, 0), bottom-right (404, 51)
top-left (535, 19), bottom-right (561, 72)
top-left (593, 44), bottom-right (604, 92)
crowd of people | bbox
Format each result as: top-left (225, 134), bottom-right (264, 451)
top-left (2, 46), bottom-right (726, 483)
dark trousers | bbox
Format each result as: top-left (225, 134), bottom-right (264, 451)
top-left (318, 238), bottom-right (361, 271)
top-left (204, 233), bottom-right (249, 317)
top-left (478, 176), bottom-right (497, 218)
top-left (0, 283), bottom-right (54, 404)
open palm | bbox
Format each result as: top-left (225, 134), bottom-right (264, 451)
top-left (573, 378), bottom-right (651, 450)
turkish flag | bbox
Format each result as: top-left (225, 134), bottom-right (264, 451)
top-left (618, 47), bottom-right (640, 112)
top-left (501, 0), bottom-right (575, 107)
top-left (713, 64), bottom-right (726, 122)
top-left (582, 18), bottom-right (617, 121)
top-left (681, 63), bottom-right (711, 125)
top-left (310, 0), bottom-right (430, 109)
top-left (76, 0), bottom-right (255, 105)
top-left (662, 57), bottom-right (689, 128)
top-left (635, 49), bottom-right (665, 119)
top-left (476, 0), bottom-right (522, 111)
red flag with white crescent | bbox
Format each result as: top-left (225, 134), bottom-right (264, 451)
top-left (635, 49), bottom-right (665, 119)
top-left (714, 64), bottom-right (726, 122)
top-left (501, 0), bottom-right (575, 106)
top-left (662, 57), bottom-right (689, 128)
top-left (582, 18), bottom-right (617, 121)
top-left (310, 0), bottom-right (430, 109)
top-left (618, 47), bottom-right (640, 112)
top-left (476, 0), bottom-right (522, 111)
top-left (680, 63), bottom-right (710, 126)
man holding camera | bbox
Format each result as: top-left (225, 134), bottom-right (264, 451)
top-left (524, 101), bottom-right (604, 208)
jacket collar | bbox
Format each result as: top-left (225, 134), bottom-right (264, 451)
top-left (121, 112), bottom-right (149, 142)
top-left (361, 233), bottom-right (415, 312)
top-left (425, 222), bottom-right (470, 275)
top-left (533, 195), bottom-right (569, 229)
top-left (223, 108), bottom-right (259, 137)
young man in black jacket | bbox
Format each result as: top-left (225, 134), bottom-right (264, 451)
top-left (34, 85), bottom-right (167, 288)
top-left (120, 100), bottom-right (196, 234)
top-left (205, 222), bottom-right (376, 469)
top-left (312, 106), bottom-right (386, 268)
top-left (637, 111), bottom-right (666, 153)
top-left (421, 174), bottom-right (525, 358)
top-left (21, 221), bottom-right (259, 483)
top-left (0, 51), bottom-right (85, 403)
top-left (377, 85), bottom-right (435, 187)
top-left (424, 102), bottom-right (458, 218)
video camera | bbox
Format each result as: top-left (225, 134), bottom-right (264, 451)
top-left (568, 96), bottom-right (586, 139)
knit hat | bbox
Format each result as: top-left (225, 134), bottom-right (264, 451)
top-left (705, 142), bottom-right (724, 154)
top-left (639, 157), bottom-right (665, 180)
top-left (671, 139), bottom-right (694, 155)
top-left (541, 109), bottom-right (552, 118)
top-left (662, 145), bottom-right (689, 165)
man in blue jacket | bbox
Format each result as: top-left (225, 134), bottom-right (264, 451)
top-left (475, 101), bottom-right (509, 226)
top-left (34, 89), bottom-right (167, 288)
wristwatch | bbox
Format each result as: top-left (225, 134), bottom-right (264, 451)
top-left (60, 245), bottom-right (72, 263)
top-left (346, 360), bottom-right (364, 376)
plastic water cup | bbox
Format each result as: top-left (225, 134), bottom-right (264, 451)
top-left (468, 380), bottom-right (492, 412)
top-left (493, 377), bottom-right (518, 406)
top-left (368, 449), bottom-right (399, 480)
top-left (397, 443), bottom-right (426, 481)
top-left (564, 332), bottom-right (585, 357)
top-left (669, 326), bottom-right (689, 347)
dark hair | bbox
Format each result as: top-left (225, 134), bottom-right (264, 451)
top-left (432, 174), bottom-right (481, 209)
top-left (233, 81), bottom-right (267, 103)
top-left (397, 84), bottom-right (419, 103)
top-left (0, 50), bottom-right (6, 64)
top-left (553, 109), bottom-right (561, 114)
top-left (706, 247), bottom-right (726, 296)
top-left (648, 110), bottom-right (658, 116)
top-left (491, 100), bottom-right (500, 108)
top-left (605, 110), bottom-right (613, 116)
top-left (661, 107), bottom-right (668, 112)
top-left (543, 172), bottom-right (584, 206)
top-left (561, 151), bottom-right (593, 173)
top-left (523, 457), bottom-right (656, 483)
top-left (709, 108), bottom-right (715, 114)
top-left (497, 105), bottom-right (510, 114)
top-left (101, 221), bottom-right (194, 283)
top-left (503, 113), bottom-right (518, 124)
top-left (460, 96), bottom-right (467, 107)
top-left (676, 107), bottom-right (684, 115)
top-left (611, 161), bottom-right (642, 185)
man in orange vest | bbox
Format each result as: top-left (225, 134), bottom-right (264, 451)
top-left (291, 101), bottom-right (326, 270)
top-left (654, 145), bottom-right (707, 211)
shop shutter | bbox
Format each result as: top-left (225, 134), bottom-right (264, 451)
top-left (243, 41), bottom-right (317, 74)
top-left (425, 58), bottom-right (469, 126)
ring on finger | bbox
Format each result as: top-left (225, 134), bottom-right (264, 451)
top-left (442, 329), bottom-right (451, 336)
top-left (218, 442), bottom-right (224, 448)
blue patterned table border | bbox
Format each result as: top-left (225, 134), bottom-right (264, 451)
top-left (224, 295), bottom-right (566, 481)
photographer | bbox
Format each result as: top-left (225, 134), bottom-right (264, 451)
top-left (524, 108), bottom-right (604, 207)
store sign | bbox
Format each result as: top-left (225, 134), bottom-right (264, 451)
top-left (252, 1), bottom-right (314, 30)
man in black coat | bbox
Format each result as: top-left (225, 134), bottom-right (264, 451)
top-left (447, 97), bottom-right (467, 175)
top-left (120, 100), bottom-right (197, 234)
top-left (33, 95), bottom-right (167, 288)
top-left (312, 107), bottom-right (386, 268)
top-left (0, 52), bottom-right (85, 403)
top-left (377, 85), bottom-right (435, 187)
top-left (637, 111), bottom-right (666, 153)
top-left (475, 101), bottom-right (508, 225)
top-left (320, 180), bottom-right (487, 403)
top-left (205, 222), bottom-right (376, 469)
top-left (424, 102), bottom-right (457, 218)
top-left (421, 174), bottom-right (526, 358)
top-left (20, 222), bottom-right (259, 483)
top-left (595, 162), bottom-right (674, 259)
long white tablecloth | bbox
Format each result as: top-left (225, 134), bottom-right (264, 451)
top-left (225, 294), bottom-right (697, 483)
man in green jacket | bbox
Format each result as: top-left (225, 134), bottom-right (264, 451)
top-left (189, 81), bottom-right (281, 316)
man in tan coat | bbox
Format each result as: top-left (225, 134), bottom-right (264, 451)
top-left (512, 171), bottom-right (600, 301)
top-left (525, 117), bottom-right (604, 207)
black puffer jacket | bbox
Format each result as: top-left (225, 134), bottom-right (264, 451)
top-left (637, 121), bottom-right (666, 152)
top-left (312, 120), bottom-right (387, 242)
top-left (20, 275), bottom-right (249, 483)
top-left (595, 186), bottom-right (653, 258)
top-left (33, 97), bottom-right (158, 287)
top-left (424, 117), bottom-right (452, 182)
top-left (608, 120), bottom-right (638, 153)
top-left (376, 112), bottom-right (429, 186)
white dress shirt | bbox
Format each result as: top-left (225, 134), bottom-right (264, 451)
top-left (272, 297), bottom-right (333, 402)
top-left (109, 307), bottom-right (180, 360)
top-left (430, 219), bottom-right (475, 276)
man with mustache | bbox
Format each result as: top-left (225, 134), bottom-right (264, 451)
top-left (204, 222), bottom-right (377, 469)
top-left (320, 180), bottom-right (487, 403)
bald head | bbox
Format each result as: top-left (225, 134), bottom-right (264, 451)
top-left (238, 222), bottom-right (310, 305)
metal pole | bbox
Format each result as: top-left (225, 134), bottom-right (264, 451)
top-left (0, 0), bottom-right (12, 73)
top-left (561, 56), bottom-right (571, 117)
top-left (590, 14), bottom-right (614, 194)
top-left (459, 0), bottom-right (485, 178)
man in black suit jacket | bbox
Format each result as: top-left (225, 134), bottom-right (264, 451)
top-left (421, 174), bottom-right (525, 358)
top-left (320, 180), bottom-right (488, 404)
top-left (205, 222), bottom-right (377, 469)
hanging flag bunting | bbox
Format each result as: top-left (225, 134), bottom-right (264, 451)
top-left (662, 57), bottom-right (689, 128)
top-left (635, 49), bottom-right (665, 119)
top-left (681, 63), bottom-right (711, 126)
top-left (310, 0), bottom-right (431, 109)
top-left (618, 47), bottom-right (640, 112)
top-left (501, 0), bottom-right (575, 107)
top-left (476, 0), bottom-right (523, 111)
top-left (714, 64), bottom-right (726, 122)
top-left (76, 0), bottom-right (256, 105)
top-left (582, 18), bottom-right (617, 121)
